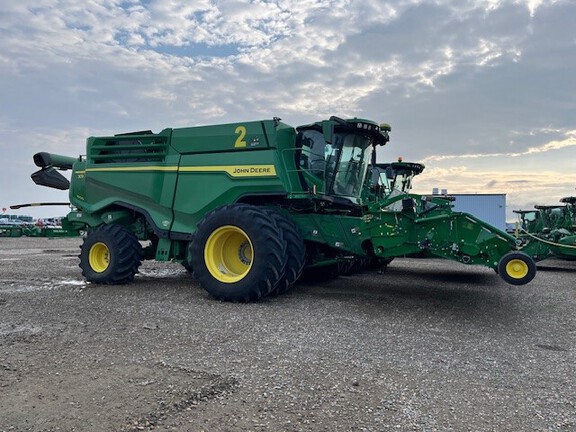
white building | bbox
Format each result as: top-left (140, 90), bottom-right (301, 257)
top-left (432, 190), bottom-right (506, 232)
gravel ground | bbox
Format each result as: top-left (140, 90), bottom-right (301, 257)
top-left (0, 237), bottom-right (575, 432)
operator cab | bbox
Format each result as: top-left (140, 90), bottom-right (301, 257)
top-left (296, 117), bottom-right (388, 205)
top-left (513, 209), bottom-right (540, 232)
top-left (370, 161), bottom-right (425, 197)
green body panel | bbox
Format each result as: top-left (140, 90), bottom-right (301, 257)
top-left (70, 159), bottom-right (87, 202)
top-left (67, 119), bottom-right (302, 239)
top-left (171, 120), bottom-right (272, 153)
top-left (290, 213), bottom-right (369, 256)
top-left (171, 150), bottom-right (286, 236)
top-left (70, 128), bottom-right (178, 232)
top-left (412, 211), bottom-right (514, 267)
top-left (78, 155), bottom-right (180, 232)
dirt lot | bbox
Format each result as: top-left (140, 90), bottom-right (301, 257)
top-left (0, 237), bottom-right (575, 431)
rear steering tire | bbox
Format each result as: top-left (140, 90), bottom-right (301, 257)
top-left (190, 204), bottom-right (287, 302)
top-left (79, 224), bottom-right (142, 284)
top-left (497, 251), bottom-right (536, 286)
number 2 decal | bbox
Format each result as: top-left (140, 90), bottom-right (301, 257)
top-left (235, 125), bottom-right (247, 148)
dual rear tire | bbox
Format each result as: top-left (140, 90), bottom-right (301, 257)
top-left (190, 204), bottom-right (305, 302)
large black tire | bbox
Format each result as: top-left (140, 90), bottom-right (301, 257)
top-left (190, 204), bottom-right (286, 302)
top-left (497, 251), bottom-right (537, 286)
top-left (265, 209), bottom-right (306, 295)
top-left (79, 224), bottom-right (142, 284)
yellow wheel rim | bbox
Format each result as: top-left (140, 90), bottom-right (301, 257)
top-left (204, 225), bottom-right (253, 283)
top-left (505, 258), bottom-right (529, 279)
top-left (89, 242), bottom-right (110, 273)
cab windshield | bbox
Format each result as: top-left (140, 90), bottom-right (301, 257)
top-left (388, 170), bottom-right (415, 193)
top-left (299, 129), bottom-right (373, 201)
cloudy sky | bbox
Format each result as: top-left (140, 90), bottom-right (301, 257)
top-left (1, 0), bottom-right (575, 221)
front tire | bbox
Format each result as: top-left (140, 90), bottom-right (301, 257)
top-left (79, 224), bottom-right (142, 284)
top-left (190, 204), bottom-right (286, 302)
top-left (497, 251), bottom-right (536, 285)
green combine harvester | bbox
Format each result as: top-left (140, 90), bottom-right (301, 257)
top-left (23, 116), bottom-right (538, 301)
top-left (513, 197), bottom-right (576, 261)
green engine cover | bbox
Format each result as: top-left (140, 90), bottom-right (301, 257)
top-left (68, 119), bottom-right (301, 237)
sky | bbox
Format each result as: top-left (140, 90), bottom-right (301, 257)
top-left (1, 0), bottom-right (575, 222)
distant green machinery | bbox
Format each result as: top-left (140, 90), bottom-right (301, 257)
top-left (25, 116), bottom-right (538, 301)
top-left (514, 197), bottom-right (576, 261)
top-left (0, 221), bottom-right (80, 238)
top-left (2, 209), bottom-right (80, 238)
top-left (0, 225), bottom-right (22, 237)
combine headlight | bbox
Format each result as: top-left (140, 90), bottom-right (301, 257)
top-left (355, 122), bottom-right (379, 131)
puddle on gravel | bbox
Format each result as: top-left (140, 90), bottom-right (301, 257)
top-left (0, 323), bottom-right (43, 338)
top-left (0, 279), bottom-right (87, 293)
top-left (137, 268), bottom-right (187, 278)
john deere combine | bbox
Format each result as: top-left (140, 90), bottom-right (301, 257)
top-left (25, 116), bottom-right (537, 301)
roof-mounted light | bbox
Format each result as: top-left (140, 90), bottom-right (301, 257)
top-left (354, 121), bottom-right (379, 131)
